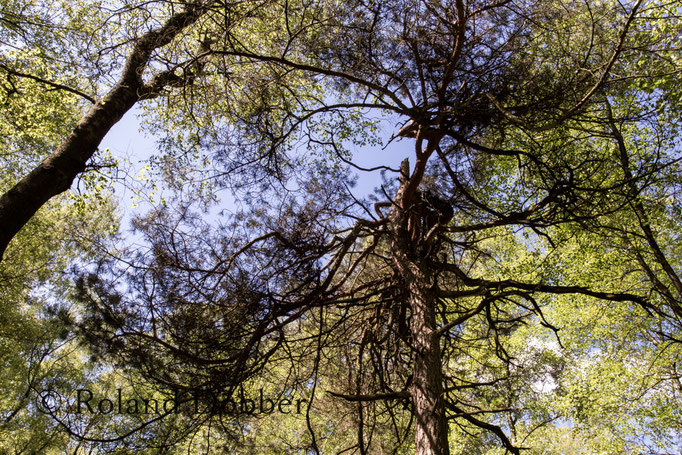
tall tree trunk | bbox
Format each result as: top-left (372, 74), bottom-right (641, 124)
top-left (408, 265), bottom-right (450, 455)
top-left (390, 157), bottom-right (450, 454)
top-left (391, 242), bottom-right (450, 454)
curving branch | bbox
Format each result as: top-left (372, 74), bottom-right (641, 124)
top-left (0, 1), bottom-right (216, 261)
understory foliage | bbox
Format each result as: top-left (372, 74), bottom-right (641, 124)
top-left (0, 0), bottom-right (681, 453)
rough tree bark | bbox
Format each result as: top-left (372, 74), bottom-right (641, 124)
top-left (391, 157), bottom-right (450, 455)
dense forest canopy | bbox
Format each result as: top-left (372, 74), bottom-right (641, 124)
top-left (0, 0), bottom-right (681, 453)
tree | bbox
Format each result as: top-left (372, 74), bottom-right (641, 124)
top-left (0, 0), bottom-right (217, 259)
top-left (3, 0), bottom-right (682, 453)
top-left (0, 11), bottom-right (122, 449)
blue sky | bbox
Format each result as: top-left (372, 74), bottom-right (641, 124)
top-left (100, 106), bottom-right (415, 229)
